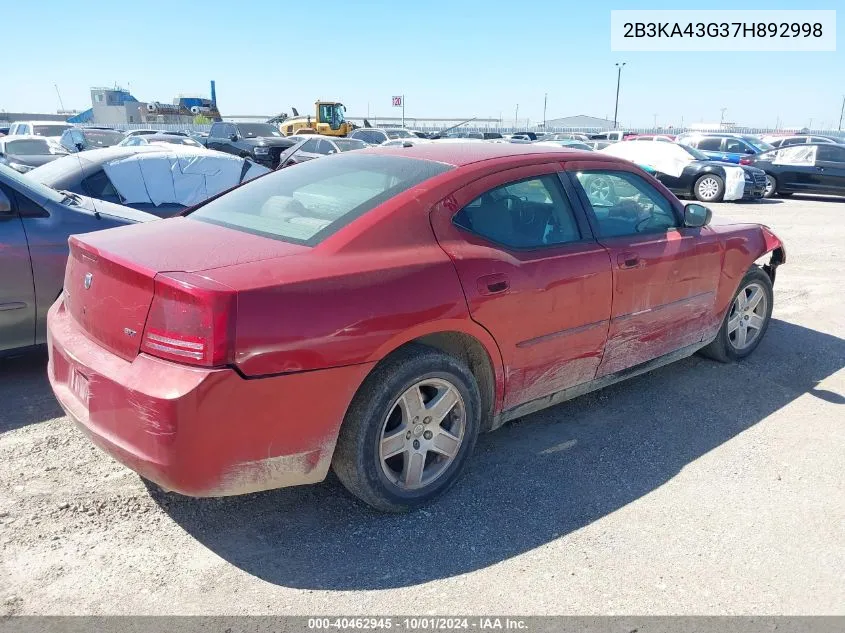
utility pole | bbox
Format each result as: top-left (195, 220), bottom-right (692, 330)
top-left (543, 93), bottom-right (547, 129)
top-left (514, 104), bottom-right (519, 130)
top-left (54, 84), bottom-right (65, 112)
top-left (613, 62), bottom-right (626, 129)
top-left (402, 95), bottom-right (405, 128)
top-left (720, 108), bottom-right (727, 127)
top-left (838, 95), bottom-right (845, 131)
top-left (653, 113), bottom-right (658, 130)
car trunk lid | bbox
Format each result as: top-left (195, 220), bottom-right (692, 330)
top-left (64, 217), bottom-right (309, 361)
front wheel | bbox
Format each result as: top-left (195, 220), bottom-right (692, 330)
top-left (694, 174), bottom-right (725, 202)
top-left (763, 174), bottom-right (777, 198)
top-left (701, 266), bottom-right (773, 363)
top-left (332, 344), bottom-right (481, 512)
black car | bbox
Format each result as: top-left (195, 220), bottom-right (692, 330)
top-left (276, 136), bottom-right (369, 169)
top-left (657, 144), bottom-right (767, 202)
top-left (59, 127), bottom-right (125, 153)
top-left (748, 143), bottom-right (845, 198)
top-left (206, 122), bottom-right (296, 169)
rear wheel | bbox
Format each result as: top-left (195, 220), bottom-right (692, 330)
top-left (694, 174), bottom-right (725, 202)
top-left (332, 344), bottom-right (481, 512)
top-left (701, 266), bottom-right (773, 363)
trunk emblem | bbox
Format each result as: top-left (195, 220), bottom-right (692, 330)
top-left (124, 328), bottom-right (137, 337)
top-left (83, 273), bottom-right (93, 289)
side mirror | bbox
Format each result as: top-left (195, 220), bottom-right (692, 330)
top-left (744, 148), bottom-right (755, 155)
top-left (229, 134), bottom-right (238, 142)
top-left (0, 189), bottom-right (12, 214)
top-left (684, 203), bottom-right (711, 228)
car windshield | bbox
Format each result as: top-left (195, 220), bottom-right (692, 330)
top-left (32, 125), bottom-right (71, 137)
top-left (0, 163), bottom-right (66, 203)
top-left (386, 130), bottom-right (414, 139)
top-left (5, 139), bottom-right (53, 155)
top-left (679, 144), bottom-right (710, 161)
top-left (333, 139), bottom-right (367, 152)
top-left (190, 154), bottom-right (452, 245)
top-left (237, 123), bottom-right (282, 138)
top-left (82, 129), bottom-right (125, 147)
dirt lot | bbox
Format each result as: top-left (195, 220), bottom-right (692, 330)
top-left (1, 195), bottom-right (843, 616)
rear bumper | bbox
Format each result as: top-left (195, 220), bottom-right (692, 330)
top-left (47, 298), bottom-right (374, 497)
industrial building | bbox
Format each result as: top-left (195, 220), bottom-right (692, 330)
top-left (66, 81), bottom-right (221, 125)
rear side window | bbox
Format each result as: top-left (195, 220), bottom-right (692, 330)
top-left (696, 138), bottom-right (723, 151)
top-left (453, 175), bottom-right (581, 249)
top-left (190, 154), bottom-right (452, 245)
top-left (816, 145), bottom-right (845, 162)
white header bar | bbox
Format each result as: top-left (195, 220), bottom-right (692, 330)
top-left (611, 10), bottom-right (836, 52)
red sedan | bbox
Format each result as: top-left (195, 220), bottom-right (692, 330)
top-left (47, 144), bottom-right (785, 511)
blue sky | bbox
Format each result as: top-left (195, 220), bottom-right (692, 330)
top-left (1, 0), bottom-right (842, 128)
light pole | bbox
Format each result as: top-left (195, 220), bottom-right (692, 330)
top-left (543, 93), bottom-right (547, 129)
top-left (720, 108), bottom-right (727, 127)
top-left (653, 113), bottom-right (658, 130)
top-left (613, 62), bottom-right (626, 129)
top-left (514, 104), bottom-right (519, 130)
top-left (838, 95), bottom-right (845, 131)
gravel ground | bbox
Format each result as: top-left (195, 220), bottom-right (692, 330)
top-left (1, 195), bottom-right (843, 616)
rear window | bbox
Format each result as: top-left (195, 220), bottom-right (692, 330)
top-left (386, 130), bottom-right (414, 139)
top-left (333, 138), bottom-right (367, 152)
top-left (5, 139), bottom-right (52, 155)
top-left (82, 129), bottom-right (125, 146)
top-left (32, 125), bottom-right (71, 137)
top-left (190, 154), bottom-right (451, 245)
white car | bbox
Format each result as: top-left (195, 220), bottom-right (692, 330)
top-left (7, 121), bottom-right (72, 144)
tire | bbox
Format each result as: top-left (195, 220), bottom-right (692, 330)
top-left (694, 174), bottom-right (725, 202)
top-left (332, 344), bottom-right (481, 512)
top-left (763, 174), bottom-right (777, 199)
top-left (700, 266), bottom-right (773, 363)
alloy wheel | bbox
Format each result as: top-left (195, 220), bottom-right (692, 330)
top-left (727, 282), bottom-right (768, 350)
top-left (379, 378), bottom-right (466, 491)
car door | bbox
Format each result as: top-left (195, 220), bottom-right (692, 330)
top-left (0, 186), bottom-right (36, 352)
top-left (567, 162), bottom-right (722, 377)
top-left (771, 145), bottom-right (821, 192)
top-left (814, 144), bottom-right (845, 194)
top-left (430, 163), bottom-right (613, 410)
top-left (723, 137), bottom-right (756, 163)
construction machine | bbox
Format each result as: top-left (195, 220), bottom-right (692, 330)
top-left (268, 101), bottom-right (353, 136)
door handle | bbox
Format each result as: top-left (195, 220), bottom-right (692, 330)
top-left (617, 252), bottom-right (641, 269)
top-left (477, 273), bottom-right (510, 295)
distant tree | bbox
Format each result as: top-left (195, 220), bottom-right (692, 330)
top-left (193, 114), bottom-right (211, 125)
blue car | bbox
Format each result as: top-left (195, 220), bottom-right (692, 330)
top-left (677, 134), bottom-right (773, 164)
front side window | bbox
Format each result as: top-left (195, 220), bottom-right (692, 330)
top-left (453, 175), bottom-right (581, 249)
top-left (573, 170), bottom-right (678, 238)
top-left (725, 138), bottom-right (751, 154)
top-left (190, 154), bottom-right (451, 244)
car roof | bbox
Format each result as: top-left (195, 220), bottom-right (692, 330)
top-left (358, 141), bottom-right (604, 167)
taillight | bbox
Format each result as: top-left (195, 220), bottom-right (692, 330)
top-left (141, 272), bottom-right (236, 367)
top-left (739, 157), bottom-right (753, 165)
